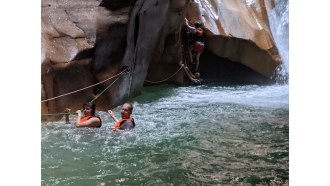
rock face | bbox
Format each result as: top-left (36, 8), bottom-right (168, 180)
top-left (41, 0), bottom-right (283, 121)
top-left (42, 0), bottom-right (101, 121)
top-left (186, 0), bottom-right (281, 77)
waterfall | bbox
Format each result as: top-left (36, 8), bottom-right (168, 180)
top-left (268, 0), bottom-right (289, 82)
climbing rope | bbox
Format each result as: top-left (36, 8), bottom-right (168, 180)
top-left (183, 65), bottom-right (193, 77)
top-left (180, 44), bottom-right (200, 83)
top-left (41, 69), bottom-right (126, 103)
top-left (90, 74), bottom-right (122, 103)
top-left (144, 65), bottom-right (184, 84)
top-left (41, 68), bottom-right (128, 117)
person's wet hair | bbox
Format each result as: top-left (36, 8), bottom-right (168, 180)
top-left (83, 102), bottom-right (96, 116)
top-left (124, 102), bottom-right (133, 112)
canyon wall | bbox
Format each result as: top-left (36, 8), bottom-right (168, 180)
top-left (41, 0), bottom-right (282, 121)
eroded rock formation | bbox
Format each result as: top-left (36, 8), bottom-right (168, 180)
top-left (41, 0), bottom-right (284, 121)
top-left (186, 0), bottom-right (281, 77)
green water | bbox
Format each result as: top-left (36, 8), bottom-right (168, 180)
top-left (42, 84), bottom-right (288, 185)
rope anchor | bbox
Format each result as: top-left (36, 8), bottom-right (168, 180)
top-left (121, 66), bottom-right (130, 74)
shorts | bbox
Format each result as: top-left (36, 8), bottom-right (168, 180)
top-left (193, 41), bottom-right (205, 53)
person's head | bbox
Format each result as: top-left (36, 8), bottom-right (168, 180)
top-left (195, 72), bottom-right (200, 79)
top-left (82, 102), bottom-right (96, 116)
top-left (121, 102), bottom-right (133, 119)
top-left (194, 22), bottom-right (201, 28)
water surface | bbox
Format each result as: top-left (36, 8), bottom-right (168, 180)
top-left (42, 83), bottom-right (288, 185)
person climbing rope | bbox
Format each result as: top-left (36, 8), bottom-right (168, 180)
top-left (184, 18), bottom-right (205, 72)
top-left (108, 102), bottom-right (135, 130)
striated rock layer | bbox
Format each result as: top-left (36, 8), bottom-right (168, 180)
top-left (41, 0), bottom-right (283, 121)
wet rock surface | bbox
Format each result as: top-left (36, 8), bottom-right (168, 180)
top-left (41, 0), bottom-right (282, 121)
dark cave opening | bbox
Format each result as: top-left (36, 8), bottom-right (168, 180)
top-left (196, 49), bottom-right (274, 85)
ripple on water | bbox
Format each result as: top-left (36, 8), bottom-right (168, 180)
top-left (42, 84), bottom-right (288, 185)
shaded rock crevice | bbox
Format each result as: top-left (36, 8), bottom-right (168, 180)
top-left (100, 0), bottom-right (137, 11)
top-left (117, 0), bottom-right (172, 103)
top-left (199, 49), bottom-right (274, 85)
top-left (93, 23), bottom-right (128, 72)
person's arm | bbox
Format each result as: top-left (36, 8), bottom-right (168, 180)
top-left (108, 110), bottom-right (120, 130)
top-left (108, 110), bottom-right (119, 123)
top-left (75, 110), bottom-right (101, 127)
top-left (184, 18), bottom-right (195, 30)
top-left (75, 110), bottom-right (82, 126)
top-left (64, 108), bottom-right (71, 124)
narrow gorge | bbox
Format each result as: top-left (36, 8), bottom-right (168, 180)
top-left (41, 0), bottom-right (287, 121)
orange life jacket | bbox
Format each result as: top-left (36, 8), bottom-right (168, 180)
top-left (80, 116), bottom-right (93, 122)
top-left (114, 118), bottom-right (135, 129)
top-left (80, 115), bottom-right (102, 127)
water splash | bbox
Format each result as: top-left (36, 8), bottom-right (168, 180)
top-left (42, 84), bottom-right (288, 185)
top-left (268, 0), bottom-right (289, 83)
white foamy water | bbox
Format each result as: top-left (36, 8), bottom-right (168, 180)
top-left (41, 83), bottom-right (288, 185)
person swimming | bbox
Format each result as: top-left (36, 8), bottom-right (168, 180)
top-left (108, 102), bottom-right (135, 130)
top-left (65, 102), bottom-right (102, 128)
